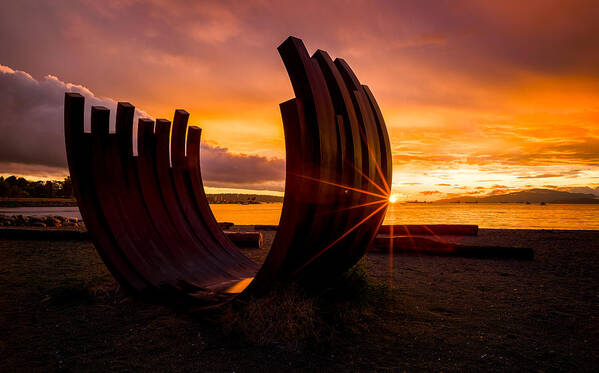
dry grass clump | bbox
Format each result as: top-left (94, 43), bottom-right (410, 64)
top-left (221, 259), bottom-right (390, 351)
top-left (222, 284), bottom-right (319, 350)
top-left (316, 259), bottom-right (390, 338)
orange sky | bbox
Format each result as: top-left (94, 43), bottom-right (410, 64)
top-left (1, 0), bottom-right (598, 200)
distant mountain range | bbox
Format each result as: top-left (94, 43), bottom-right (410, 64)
top-left (435, 188), bottom-right (599, 204)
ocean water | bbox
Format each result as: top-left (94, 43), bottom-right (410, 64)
top-left (2, 202), bottom-right (598, 230)
top-left (383, 203), bottom-right (599, 230)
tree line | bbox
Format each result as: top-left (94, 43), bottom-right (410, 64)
top-left (0, 176), bottom-right (73, 198)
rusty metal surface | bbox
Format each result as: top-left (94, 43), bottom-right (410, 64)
top-left (64, 36), bottom-right (392, 305)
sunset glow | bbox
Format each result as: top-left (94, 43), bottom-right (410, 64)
top-left (0, 1), bottom-right (597, 201)
top-left (2, 3), bottom-right (598, 371)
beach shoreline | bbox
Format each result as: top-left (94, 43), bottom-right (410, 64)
top-left (3, 201), bottom-right (599, 230)
top-left (0, 227), bottom-right (597, 371)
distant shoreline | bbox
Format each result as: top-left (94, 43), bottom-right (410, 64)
top-left (3, 200), bottom-right (599, 230)
top-left (0, 197), bottom-right (282, 208)
top-left (428, 200), bottom-right (599, 205)
top-left (3, 197), bottom-right (599, 208)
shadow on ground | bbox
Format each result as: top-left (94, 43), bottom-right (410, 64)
top-left (1, 229), bottom-right (597, 372)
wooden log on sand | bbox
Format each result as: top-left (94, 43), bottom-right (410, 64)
top-left (371, 236), bottom-right (533, 260)
top-left (218, 222), bottom-right (234, 229)
top-left (252, 224), bottom-right (478, 235)
top-left (225, 232), bottom-right (263, 249)
top-left (254, 224), bottom-right (278, 231)
top-left (378, 224), bottom-right (478, 236)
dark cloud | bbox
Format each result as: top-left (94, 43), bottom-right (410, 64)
top-left (0, 65), bottom-right (284, 189)
top-left (496, 139), bottom-right (599, 167)
top-left (2, 0), bottom-right (598, 114)
top-left (199, 141), bottom-right (284, 190)
top-left (419, 190), bottom-right (441, 195)
top-left (0, 64), bottom-right (150, 170)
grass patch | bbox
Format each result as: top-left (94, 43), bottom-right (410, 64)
top-left (42, 277), bottom-right (122, 305)
top-left (222, 284), bottom-right (319, 350)
top-left (221, 259), bottom-right (391, 351)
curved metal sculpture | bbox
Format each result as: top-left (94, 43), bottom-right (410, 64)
top-left (64, 37), bottom-right (392, 305)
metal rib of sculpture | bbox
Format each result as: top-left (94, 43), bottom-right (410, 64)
top-left (64, 36), bottom-right (392, 306)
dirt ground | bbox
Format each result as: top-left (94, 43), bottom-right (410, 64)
top-left (0, 228), bottom-right (597, 372)
top-left (0, 197), bottom-right (77, 207)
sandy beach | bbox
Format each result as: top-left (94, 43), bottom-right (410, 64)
top-left (0, 228), bottom-right (597, 372)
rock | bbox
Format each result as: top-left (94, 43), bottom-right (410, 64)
top-left (44, 217), bottom-right (62, 227)
top-left (28, 216), bottom-right (44, 226)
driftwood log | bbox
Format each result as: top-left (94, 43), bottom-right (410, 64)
top-left (218, 222), bottom-right (234, 230)
top-left (254, 224), bottom-right (278, 231)
top-left (378, 224), bottom-right (478, 236)
top-left (371, 236), bottom-right (533, 260)
top-left (224, 232), bottom-right (263, 249)
top-left (256, 224), bottom-right (479, 235)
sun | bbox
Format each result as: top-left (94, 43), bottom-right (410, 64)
top-left (388, 194), bottom-right (398, 203)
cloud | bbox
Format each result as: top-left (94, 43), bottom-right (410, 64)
top-left (0, 64), bottom-right (285, 190)
top-left (487, 188), bottom-right (514, 196)
top-left (0, 64), bottom-right (150, 172)
top-left (199, 141), bottom-right (284, 190)
top-left (419, 190), bottom-right (441, 195)
top-left (517, 170), bottom-right (582, 179)
top-left (436, 183), bottom-right (451, 186)
top-left (1, 1), bottom-right (599, 194)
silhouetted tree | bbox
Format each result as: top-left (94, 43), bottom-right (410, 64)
top-left (5, 176), bottom-right (17, 186)
top-left (61, 177), bottom-right (73, 197)
top-left (0, 175), bottom-right (75, 198)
